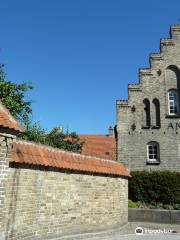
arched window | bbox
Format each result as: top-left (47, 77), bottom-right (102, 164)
top-left (152, 98), bottom-right (160, 127)
top-left (165, 66), bottom-right (180, 115)
top-left (147, 141), bottom-right (160, 164)
top-left (166, 65), bottom-right (180, 90)
top-left (168, 90), bottom-right (178, 115)
top-left (143, 98), bottom-right (151, 127)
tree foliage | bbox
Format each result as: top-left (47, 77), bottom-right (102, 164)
top-left (0, 63), bottom-right (84, 153)
top-left (45, 127), bottom-right (84, 153)
top-left (20, 123), bottom-right (84, 153)
top-left (0, 64), bottom-right (33, 124)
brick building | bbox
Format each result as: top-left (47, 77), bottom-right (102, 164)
top-left (117, 24), bottom-right (180, 171)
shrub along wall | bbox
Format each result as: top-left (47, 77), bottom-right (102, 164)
top-left (129, 171), bottom-right (180, 207)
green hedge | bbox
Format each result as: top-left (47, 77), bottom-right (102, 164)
top-left (129, 171), bottom-right (180, 206)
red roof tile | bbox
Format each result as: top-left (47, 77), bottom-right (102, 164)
top-left (79, 135), bottom-right (116, 161)
top-left (0, 101), bottom-right (24, 132)
top-left (11, 140), bottom-right (130, 178)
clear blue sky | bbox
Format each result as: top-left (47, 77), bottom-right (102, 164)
top-left (1, 0), bottom-right (180, 134)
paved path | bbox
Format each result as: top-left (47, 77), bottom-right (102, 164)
top-left (54, 222), bottom-right (180, 240)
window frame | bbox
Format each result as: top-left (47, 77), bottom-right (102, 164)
top-left (147, 142), bottom-right (160, 164)
top-left (168, 90), bottom-right (179, 115)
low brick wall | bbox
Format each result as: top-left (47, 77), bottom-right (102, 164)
top-left (129, 208), bottom-right (180, 224)
top-left (3, 166), bottom-right (128, 239)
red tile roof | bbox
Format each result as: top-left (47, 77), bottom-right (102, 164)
top-left (79, 135), bottom-right (116, 161)
top-left (11, 140), bottom-right (130, 178)
top-left (0, 101), bottom-right (24, 132)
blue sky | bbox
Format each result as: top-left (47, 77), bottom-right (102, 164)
top-left (1, 0), bottom-right (180, 134)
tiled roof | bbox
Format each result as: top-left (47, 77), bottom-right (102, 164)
top-left (11, 140), bottom-right (130, 178)
top-left (79, 135), bottom-right (116, 161)
top-left (0, 101), bottom-right (24, 133)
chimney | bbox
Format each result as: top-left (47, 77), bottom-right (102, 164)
top-left (108, 126), bottom-right (114, 136)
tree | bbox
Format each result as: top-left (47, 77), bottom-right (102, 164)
top-left (0, 63), bottom-right (84, 153)
top-left (21, 124), bottom-right (84, 153)
top-left (0, 64), bottom-right (33, 124)
top-left (20, 121), bottom-right (47, 144)
top-left (46, 128), bottom-right (84, 153)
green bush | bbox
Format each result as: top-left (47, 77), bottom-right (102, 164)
top-left (129, 171), bottom-right (180, 206)
top-left (128, 199), bottom-right (139, 208)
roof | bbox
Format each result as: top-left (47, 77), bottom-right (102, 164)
top-left (79, 135), bottom-right (116, 161)
top-left (11, 140), bottom-right (130, 178)
top-left (0, 101), bottom-right (24, 133)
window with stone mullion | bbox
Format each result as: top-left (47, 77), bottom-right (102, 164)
top-left (148, 145), bottom-right (157, 160)
top-left (147, 142), bottom-right (160, 164)
top-left (168, 91), bottom-right (178, 115)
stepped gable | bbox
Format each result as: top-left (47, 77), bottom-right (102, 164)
top-left (116, 24), bottom-right (180, 171)
top-left (0, 100), bottom-right (25, 133)
top-left (11, 140), bottom-right (130, 177)
top-left (117, 24), bottom-right (180, 106)
top-left (79, 135), bottom-right (116, 161)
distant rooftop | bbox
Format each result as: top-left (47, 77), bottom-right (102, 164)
top-left (79, 134), bottom-right (116, 161)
